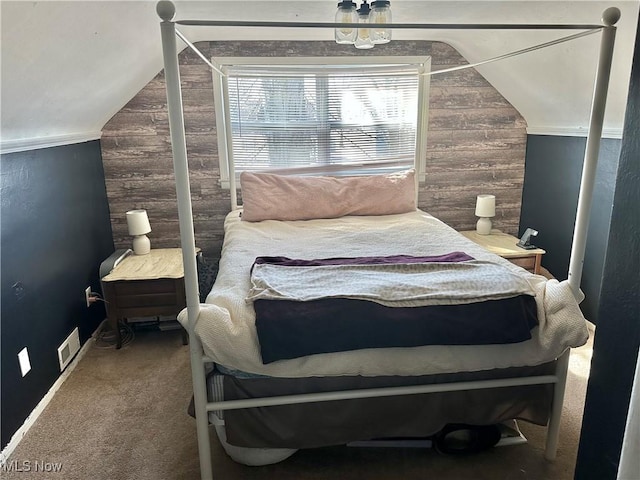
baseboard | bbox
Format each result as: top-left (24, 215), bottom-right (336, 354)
top-left (0, 319), bottom-right (107, 465)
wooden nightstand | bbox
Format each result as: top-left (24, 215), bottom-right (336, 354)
top-left (459, 230), bottom-right (546, 274)
top-left (101, 248), bottom-right (195, 348)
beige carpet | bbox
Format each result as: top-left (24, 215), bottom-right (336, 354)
top-left (3, 326), bottom-right (593, 480)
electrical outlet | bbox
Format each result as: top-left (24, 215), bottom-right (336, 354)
top-left (85, 286), bottom-right (92, 308)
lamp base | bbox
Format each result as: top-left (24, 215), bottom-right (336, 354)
top-left (132, 235), bottom-right (151, 255)
top-left (476, 217), bottom-right (493, 235)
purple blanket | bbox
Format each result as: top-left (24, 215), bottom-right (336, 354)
top-left (251, 254), bottom-right (538, 364)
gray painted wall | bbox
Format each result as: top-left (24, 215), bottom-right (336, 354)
top-left (0, 141), bottom-right (114, 449)
top-left (519, 135), bottom-right (621, 324)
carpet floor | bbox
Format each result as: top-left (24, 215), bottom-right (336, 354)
top-left (3, 325), bottom-right (593, 480)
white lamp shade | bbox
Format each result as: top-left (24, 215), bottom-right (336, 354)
top-left (126, 209), bottom-right (151, 235)
top-left (475, 195), bottom-right (496, 218)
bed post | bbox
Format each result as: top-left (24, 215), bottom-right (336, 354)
top-left (544, 349), bottom-right (571, 460)
top-left (567, 7), bottom-right (619, 300)
top-left (157, 2), bottom-right (213, 479)
top-left (546, 11), bottom-right (619, 461)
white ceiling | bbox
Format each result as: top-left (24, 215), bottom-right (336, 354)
top-left (1, 1), bottom-right (638, 152)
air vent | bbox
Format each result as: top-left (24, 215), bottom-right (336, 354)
top-left (57, 327), bottom-right (80, 372)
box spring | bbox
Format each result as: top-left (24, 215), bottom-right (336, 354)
top-left (207, 361), bottom-right (555, 449)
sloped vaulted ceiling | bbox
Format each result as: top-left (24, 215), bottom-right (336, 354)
top-left (0, 0), bottom-right (638, 152)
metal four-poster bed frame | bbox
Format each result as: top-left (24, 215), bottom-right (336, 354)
top-left (154, 2), bottom-right (620, 478)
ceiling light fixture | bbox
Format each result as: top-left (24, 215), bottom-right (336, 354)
top-left (335, 0), bottom-right (392, 49)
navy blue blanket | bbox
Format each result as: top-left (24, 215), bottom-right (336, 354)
top-left (251, 255), bottom-right (538, 364)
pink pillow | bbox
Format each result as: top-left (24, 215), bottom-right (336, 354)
top-left (240, 170), bottom-right (416, 222)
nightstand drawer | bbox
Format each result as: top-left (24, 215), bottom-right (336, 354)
top-left (507, 256), bottom-right (537, 272)
top-left (113, 279), bottom-right (177, 295)
top-left (117, 292), bottom-right (180, 308)
top-left (104, 278), bottom-right (185, 310)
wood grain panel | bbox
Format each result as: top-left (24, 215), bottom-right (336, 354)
top-left (101, 40), bottom-right (526, 259)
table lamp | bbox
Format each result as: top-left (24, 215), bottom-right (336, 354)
top-left (126, 209), bottom-right (152, 255)
top-left (475, 194), bottom-right (495, 235)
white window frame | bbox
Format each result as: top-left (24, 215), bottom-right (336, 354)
top-left (212, 56), bottom-right (431, 189)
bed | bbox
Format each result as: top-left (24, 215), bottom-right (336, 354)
top-left (179, 169), bottom-right (589, 465)
top-left (155, 2), bottom-right (620, 478)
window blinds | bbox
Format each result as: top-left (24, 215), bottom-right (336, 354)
top-left (225, 63), bottom-right (420, 176)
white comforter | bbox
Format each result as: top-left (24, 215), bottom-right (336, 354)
top-left (182, 209), bottom-right (589, 378)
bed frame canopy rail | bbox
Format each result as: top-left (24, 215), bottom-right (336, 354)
top-left (156, 2), bottom-right (620, 478)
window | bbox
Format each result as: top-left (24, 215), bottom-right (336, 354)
top-left (212, 56), bottom-right (430, 188)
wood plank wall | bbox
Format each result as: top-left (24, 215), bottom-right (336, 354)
top-left (101, 41), bottom-right (526, 259)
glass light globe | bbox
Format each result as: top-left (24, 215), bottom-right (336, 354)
top-left (335, 0), bottom-right (358, 44)
top-left (355, 0), bottom-right (374, 49)
top-left (371, 0), bottom-right (392, 44)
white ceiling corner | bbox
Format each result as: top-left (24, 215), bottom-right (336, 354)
top-left (0, 0), bottom-right (638, 150)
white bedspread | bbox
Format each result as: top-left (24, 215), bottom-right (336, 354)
top-left (182, 209), bottom-right (589, 378)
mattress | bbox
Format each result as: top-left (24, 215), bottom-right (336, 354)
top-left (250, 253), bottom-right (540, 363)
top-left (181, 209), bottom-right (589, 378)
